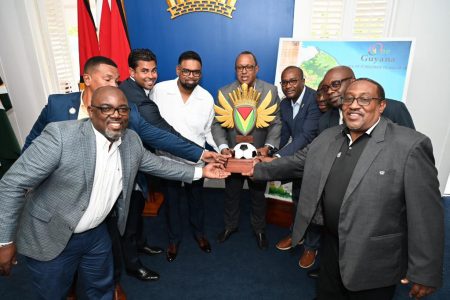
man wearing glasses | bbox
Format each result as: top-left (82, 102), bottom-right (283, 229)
top-left (248, 78), bottom-right (443, 300)
top-left (318, 66), bottom-right (415, 132)
top-left (273, 66), bottom-right (323, 270)
top-left (120, 49), bottom-right (226, 282)
top-left (212, 51), bottom-right (281, 250)
top-left (307, 65), bottom-right (416, 281)
top-left (151, 51), bottom-right (218, 262)
top-left (0, 86), bottom-right (230, 299)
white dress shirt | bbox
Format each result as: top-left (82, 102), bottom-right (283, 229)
top-left (74, 125), bottom-right (123, 233)
top-left (291, 86), bottom-right (306, 119)
top-left (151, 78), bottom-right (218, 166)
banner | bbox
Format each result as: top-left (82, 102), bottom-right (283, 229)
top-left (124, 0), bottom-right (294, 95)
top-left (274, 39), bottom-right (415, 102)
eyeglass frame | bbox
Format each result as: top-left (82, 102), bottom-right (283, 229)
top-left (235, 65), bottom-right (256, 72)
top-left (280, 78), bottom-right (302, 88)
top-left (90, 105), bottom-right (131, 116)
top-left (341, 96), bottom-right (383, 106)
top-left (321, 77), bottom-right (353, 93)
top-left (180, 68), bottom-right (202, 77)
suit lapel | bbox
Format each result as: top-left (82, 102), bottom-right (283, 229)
top-left (80, 120), bottom-right (96, 197)
top-left (317, 128), bottom-right (346, 200)
top-left (342, 118), bottom-right (387, 203)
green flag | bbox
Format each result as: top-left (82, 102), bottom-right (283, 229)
top-left (0, 91), bottom-right (21, 179)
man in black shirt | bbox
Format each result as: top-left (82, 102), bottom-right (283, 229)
top-left (249, 78), bottom-right (443, 300)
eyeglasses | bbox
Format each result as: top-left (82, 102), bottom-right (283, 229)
top-left (180, 68), bottom-right (201, 77)
top-left (236, 65), bottom-right (255, 72)
top-left (321, 77), bottom-right (353, 92)
top-left (91, 105), bottom-right (131, 116)
top-left (341, 96), bottom-right (382, 106)
top-left (280, 79), bottom-right (300, 87)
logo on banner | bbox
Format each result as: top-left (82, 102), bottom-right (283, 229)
top-left (166, 0), bottom-right (237, 19)
top-left (214, 83), bottom-right (277, 136)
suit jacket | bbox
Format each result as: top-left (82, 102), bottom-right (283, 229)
top-left (119, 78), bottom-right (179, 135)
top-left (0, 119), bottom-right (195, 261)
top-left (318, 99), bottom-right (415, 134)
top-left (211, 79), bottom-right (281, 149)
top-left (23, 92), bottom-right (203, 161)
top-left (277, 86), bottom-right (321, 156)
top-left (253, 117), bottom-right (443, 291)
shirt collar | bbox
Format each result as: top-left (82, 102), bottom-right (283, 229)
top-left (343, 117), bottom-right (381, 145)
top-left (290, 87), bottom-right (306, 108)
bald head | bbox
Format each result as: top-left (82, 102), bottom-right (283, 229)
top-left (321, 66), bottom-right (356, 108)
top-left (91, 86), bottom-right (127, 106)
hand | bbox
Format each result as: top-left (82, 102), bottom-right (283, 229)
top-left (202, 163), bottom-right (231, 179)
top-left (0, 243), bottom-right (17, 276)
top-left (257, 146), bottom-right (270, 157)
top-left (242, 157), bottom-right (262, 177)
top-left (201, 150), bottom-right (230, 164)
top-left (220, 148), bottom-right (234, 157)
top-left (401, 278), bottom-right (436, 299)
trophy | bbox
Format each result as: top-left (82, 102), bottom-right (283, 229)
top-left (214, 83), bottom-right (277, 173)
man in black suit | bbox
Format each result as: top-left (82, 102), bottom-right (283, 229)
top-left (318, 66), bottom-right (415, 132)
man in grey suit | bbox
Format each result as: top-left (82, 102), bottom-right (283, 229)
top-left (247, 79), bottom-right (443, 299)
top-left (212, 51), bottom-right (281, 249)
top-left (0, 87), bottom-right (229, 299)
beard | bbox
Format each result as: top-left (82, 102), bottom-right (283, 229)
top-left (104, 125), bottom-right (126, 141)
top-left (179, 80), bottom-right (198, 91)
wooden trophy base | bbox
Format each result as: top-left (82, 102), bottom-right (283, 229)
top-left (225, 158), bottom-right (254, 173)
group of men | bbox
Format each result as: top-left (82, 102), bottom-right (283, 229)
top-left (0, 46), bottom-right (444, 300)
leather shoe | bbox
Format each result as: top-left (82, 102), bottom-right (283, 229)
top-left (299, 249), bottom-right (318, 268)
top-left (217, 228), bottom-right (238, 243)
top-left (138, 244), bottom-right (163, 256)
top-left (196, 237), bottom-right (211, 253)
top-left (276, 235), bottom-right (304, 251)
top-left (66, 281), bottom-right (76, 300)
top-left (114, 283), bottom-right (127, 300)
top-left (307, 268), bottom-right (320, 279)
top-left (166, 243), bottom-right (178, 262)
top-left (255, 232), bottom-right (268, 250)
top-left (126, 266), bottom-right (159, 281)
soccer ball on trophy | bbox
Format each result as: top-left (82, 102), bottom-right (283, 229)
top-left (233, 143), bottom-right (257, 159)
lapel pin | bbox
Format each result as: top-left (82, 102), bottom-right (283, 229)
top-left (69, 107), bottom-right (76, 115)
top-left (337, 152), bottom-right (341, 158)
top-left (379, 170), bottom-right (385, 175)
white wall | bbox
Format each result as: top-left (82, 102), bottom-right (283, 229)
top-left (293, 0), bottom-right (450, 193)
top-left (0, 0), bottom-right (54, 145)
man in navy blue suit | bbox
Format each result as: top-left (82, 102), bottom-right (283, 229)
top-left (272, 67), bottom-right (322, 270)
top-left (23, 56), bottom-right (224, 299)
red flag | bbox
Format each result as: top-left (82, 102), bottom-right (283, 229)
top-left (110, 0), bottom-right (131, 81)
top-left (99, 0), bottom-right (111, 57)
top-left (77, 0), bottom-right (99, 80)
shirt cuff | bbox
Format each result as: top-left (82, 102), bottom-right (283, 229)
top-left (193, 167), bottom-right (203, 181)
top-left (218, 144), bottom-right (229, 152)
top-left (0, 241), bottom-right (13, 247)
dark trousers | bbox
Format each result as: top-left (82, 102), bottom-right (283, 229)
top-left (122, 190), bottom-right (147, 270)
top-left (224, 174), bottom-right (267, 233)
top-left (26, 223), bottom-right (114, 300)
top-left (163, 178), bottom-right (206, 244)
top-left (105, 211), bottom-right (123, 283)
top-left (291, 180), bottom-right (322, 250)
top-left (317, 232), bottom-right (396, 300)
